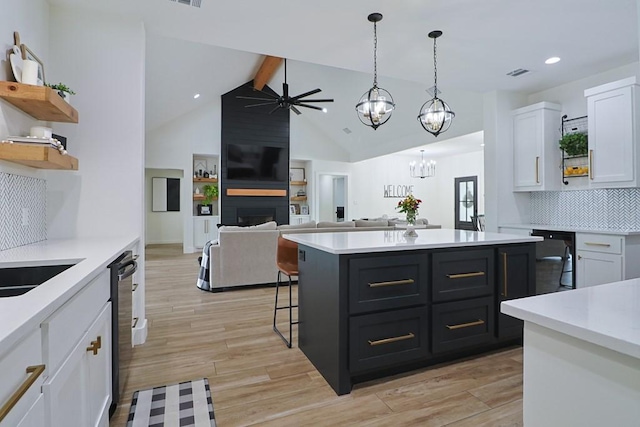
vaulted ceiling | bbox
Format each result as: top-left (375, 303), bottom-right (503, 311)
top-left (49, 0), bottom-right (639, 161)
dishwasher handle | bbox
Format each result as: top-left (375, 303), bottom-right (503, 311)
top-left (118, 260), bottom-right (138, 281)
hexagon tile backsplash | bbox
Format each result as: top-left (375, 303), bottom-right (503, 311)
top-left (0, 173), bottom-right (47, 251)
top-left (530, 189), bottom-right (640, 230)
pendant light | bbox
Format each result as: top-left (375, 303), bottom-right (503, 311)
top-left (410, 150), bottom-right (436, 178)
top-left (355, 13), bottom-right (395, 130)
top-left (418, 30), bottom-right (455, 137)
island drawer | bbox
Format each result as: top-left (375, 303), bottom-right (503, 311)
top-left (432, 297), bottom-right (494, 354)
top-left (349, 307), bottom-right (428, 373)
top-left (432, 249), bottom-right (494, 302)
top-left (349, 254), bottom-right (428, 314)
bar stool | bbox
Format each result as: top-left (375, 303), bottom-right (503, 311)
top-left (273, 235), bottom-right (298, 348)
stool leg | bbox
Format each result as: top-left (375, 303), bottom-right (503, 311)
top-left (273, 270), bottom-right (281, 330)
top-left (273, 270), bottom-right (293, 348)
top-left (288, 273), bottom-right (293, 347)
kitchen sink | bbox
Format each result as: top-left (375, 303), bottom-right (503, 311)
top-left (0, 264), bottom-right (76, 297)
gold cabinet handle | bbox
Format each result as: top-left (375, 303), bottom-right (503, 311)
top-left (132, 317), bottom-right (139, 328)
top-left (132, 283), bottom-right (138, 292)
top-left (584, 242), bottom-right (611, 247)
top-left (502, 252), bottom-right (508, 297)
top-left (446, 272), bottom-right (485, 279)
top-left (368, 279), bottom-right (414, 288)
top-left (0, 364), bottom-right (46, 422)
top-left (446, 319), bottom-right (485, 330)
top-left (368, 333), bottom-right (415, 346)
top-left (589, 149), bottom-right (594, 180)
top-left (86, 335), bottom-right (102, 356)
top-left (535, 156), bottom-right (540, 184)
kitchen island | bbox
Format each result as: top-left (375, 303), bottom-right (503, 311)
top-left (502, 279), bottom-right (640, 426)
top-left (284, 228), bottom-right (541, 395)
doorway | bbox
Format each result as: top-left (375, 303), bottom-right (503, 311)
top-left (454, 176), bottom-right (477, 230)
top-left (317, 174), bottom-right (348, 222)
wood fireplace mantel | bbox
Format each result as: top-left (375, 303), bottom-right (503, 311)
top-left (226, 188), bottom-right (287, 197)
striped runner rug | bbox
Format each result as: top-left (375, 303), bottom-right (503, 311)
top-left (127, 378), bottom-right (216, 427)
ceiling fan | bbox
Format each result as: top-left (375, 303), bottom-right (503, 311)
top-left (237, 59), bottom-right (334, 115)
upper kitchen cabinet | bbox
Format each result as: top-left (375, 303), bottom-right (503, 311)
top-left (512, 102), bottom-right (562, 192)
top-left (585, 77), bottom-right (640, 188)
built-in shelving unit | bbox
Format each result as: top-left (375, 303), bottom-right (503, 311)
top-left (290, 196), bottom-right (307, 201)
top-left (0, 81), bottom-right (79, 123)
top-left (194, 177), bottom-right (218, 183)
top-left (0, 143), bottom-right (78, 170)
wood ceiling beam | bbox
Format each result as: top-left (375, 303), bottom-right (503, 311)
top-left (253, 56), bottom-right (283, 91)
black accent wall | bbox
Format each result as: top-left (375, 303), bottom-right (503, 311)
top-left (221, 82), bottom-right (290, 225)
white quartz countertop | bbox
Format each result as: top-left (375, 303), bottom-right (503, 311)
top-left (283, 228), bottom-right (541, 254)
top-left (502, 279), bottom-right (640, 359)
top-left (499, 223), bottom-right (640, 236)
top-left (0, 236), bottom-right (139, 358)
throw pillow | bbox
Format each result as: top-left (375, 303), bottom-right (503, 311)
top-left (354, 219), bottom-right (389, 227)
top-left (278, 220), bottom-right (317, 230)
top-left (317, 221), bottom-right (356, 228)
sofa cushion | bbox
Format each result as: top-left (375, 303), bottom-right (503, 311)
top-left (317, 221), bottom-right (355, 228)
top-left (354, 219), bottom-right (389, 227)
top-left (278, 220), bottom-right (317, 230)
top-left (219, 221), bottom-right (278, 231)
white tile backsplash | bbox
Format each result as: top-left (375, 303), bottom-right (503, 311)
top-left (530, 189), bottom-right (640, 230)
top-left (0, 173), bottom-right (47, 250)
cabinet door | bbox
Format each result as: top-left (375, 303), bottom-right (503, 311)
top-left (513, 110), bottom-right (543, 190)
top-left (576, 250), bottom-right (623, 288)
top-left (86, 304), bottom-right (112, 427)
top-left (498, 245), bottom-right (536, 339)
top-left (588, 86), bottom-right (635, 185)
top-left (15, 394), bottom-right (45, 427)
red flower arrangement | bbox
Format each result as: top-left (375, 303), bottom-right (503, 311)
top-left (396, 194), bottom-right (422, 224)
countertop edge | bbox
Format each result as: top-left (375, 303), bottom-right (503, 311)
top-left (499, 223), bottom-right (640, 236)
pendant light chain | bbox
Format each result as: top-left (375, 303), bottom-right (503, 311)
top-left (373, 20), bottom-right (378, 87)
top-left (432, 36), bottom-right (437, 95)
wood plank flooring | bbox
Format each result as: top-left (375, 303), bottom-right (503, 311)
top-left (109, 244), bottom-right (524, 426)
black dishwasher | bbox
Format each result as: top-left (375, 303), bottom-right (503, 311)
top-left (108, 251), bottom-right (137, 417)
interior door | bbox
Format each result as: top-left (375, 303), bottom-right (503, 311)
top-left (454, 176), bottom-right (477, 230)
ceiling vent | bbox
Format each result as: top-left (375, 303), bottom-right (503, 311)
top-left (170, 0), bottom-right (202, 8)
top-left (506, 68), bottom-right (530, 77)
top-left (342, 127), bottom-right (352, 134)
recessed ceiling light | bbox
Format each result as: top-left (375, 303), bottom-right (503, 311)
top-left (480, 143), bottom-right (485, 147)
top-left (193, 93), bottom-right (200, 99)
top-left (322, 108), bottom-right (328, 113)
top-left (545, 57), bottom-right (561, 65)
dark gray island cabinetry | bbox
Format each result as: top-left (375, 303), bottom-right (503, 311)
top-left (284, 229), bottom-right (539, 395)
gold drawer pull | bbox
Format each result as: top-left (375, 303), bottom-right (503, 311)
top-left (584, 242), bottom-right (611, 247)
top-left (368, 332), bottom-right (415, 346)
top-left (86, 336), bottom-right (102, 356)
top-left (132, 283), bottom-right (138, 291)
top-left (368, 279), bottom-right (414, 288)
top-left (0, 364), bottom-right (46, 422)
top-left (446, 319), bottom-right (485, 330)
top-left (132, 317), bottom-right (139, 328)
top-left (502, 252), bottom-right (508, 297)
top-left (446, 272), bottom-right (485, 279)
top-left (589, 149), bottom-right (594, 180)
top-left (535, 156), bottom-right (540, 184)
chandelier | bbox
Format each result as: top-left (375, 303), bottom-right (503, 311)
top-left (418, 30), bottom-right (455, 137)
top-left (410, 150), bottom-right (436, 178)
top-left (355, 13), bottom-right (395, 130)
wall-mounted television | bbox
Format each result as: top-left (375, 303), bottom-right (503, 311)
top-left (226, 143), bottom-right (288, 181)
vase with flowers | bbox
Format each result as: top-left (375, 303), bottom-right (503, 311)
top-left (396, 193), bottom-right (422, 237)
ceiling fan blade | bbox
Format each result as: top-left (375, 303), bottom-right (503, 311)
top-left (236, 96), bottom-right (276, 101)
top-left (252, 88), bottom-right (280, 99)
top-left (291, 88), bottom-right (321, 100)
top-left (268, 105), bottom-right (281, 114)
top-left (299, 98), bottom-right (334, 103)
top-left (291, 106), bottom-right (302, 115)
top-left (244, 101), bottom-right (278, 108)
top-left (297, 104), bottom-right (323, 111)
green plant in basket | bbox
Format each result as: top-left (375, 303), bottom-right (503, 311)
top-left (559, 132), bottom-right (588, 156)
top-left (202, 184), bottom-right (218, 205)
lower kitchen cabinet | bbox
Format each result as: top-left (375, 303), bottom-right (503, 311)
top-left (44, 303), bottom-right (111, 427)
top-left (576, 250), bottom-right (622, 288)
top-left (432, 297), bottom-right (494, 354)
top-left (498, 244), bottom-right (536, 338)
top-left (14, 395), bottom-right (45, 427)
top-left (574, 232), bottom-right (640, 288)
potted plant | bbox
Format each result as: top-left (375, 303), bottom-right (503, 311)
top-left (46, 82), bottom-right (76, 104)
top-left (559, 132), bottom-right (588, 156)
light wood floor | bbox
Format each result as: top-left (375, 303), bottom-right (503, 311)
top-left (110, 244), bottom-right (524, 426)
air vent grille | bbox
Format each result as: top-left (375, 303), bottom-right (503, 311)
top-left (507, 68), bottom-right (530, 77)
top-left (170, 0), bottom-right (202, 7)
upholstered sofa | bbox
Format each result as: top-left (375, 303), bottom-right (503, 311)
top-left (208, 219), bottom-right (440, 290)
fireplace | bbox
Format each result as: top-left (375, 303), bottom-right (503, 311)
top-left (236, 208), bottom-right (276, 226)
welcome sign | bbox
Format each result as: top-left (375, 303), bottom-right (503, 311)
top-left (383, 185), bottom-right (414, 198)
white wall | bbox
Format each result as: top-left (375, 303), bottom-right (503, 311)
top-left (146, 169), bottom-right (184, 244)
top-left (319, 175), bottom-right (335, 221)
top-left (350, 149), bottom-right (484, 228)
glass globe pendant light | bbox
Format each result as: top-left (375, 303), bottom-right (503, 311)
top-left (418, 30), bottom-right (455, 137)
top-left (355, 13), bottom-right (395, 130)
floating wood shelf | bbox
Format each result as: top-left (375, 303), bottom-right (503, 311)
top-left (289, 181), bottom-right (306, 186)
top-left (0, 143), bottom-right (78, 170)
top-left (290, 196), bottom-right (307, 201)
top-left (0, 81), bottom-right (79, 123)
top-left (227, 188), bottom-right (287, 197)
top-left (193, 177), bottom-right (218, 183)
top-left (193, 194), bottom-right (218, 201)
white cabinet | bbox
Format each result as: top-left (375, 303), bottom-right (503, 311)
top-left (575, 232), bottom-right (640, 288)
top-left (194, 216), bottom-right (219, 249)
top-left (512, 102), bottom-right (562, 192)
top-left (290, 215), bottom-right (311, 225)
top-left (576, 250), bottom-right (622, 288)
top-left (585, 77), bottom-right (640, 188)
top-left (0, 329), bottom-right (45, 427)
